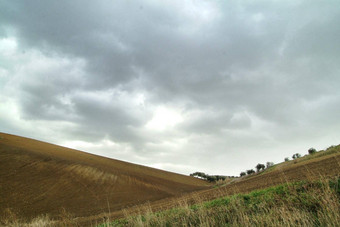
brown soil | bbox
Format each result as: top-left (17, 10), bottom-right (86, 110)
top-left (1, 132), bottom-right (339, 226)
top-left (0, 132), bottom-right (210, 223)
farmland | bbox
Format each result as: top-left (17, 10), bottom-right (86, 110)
top-left (0, 132), bottom-right (339, 226)
top-left (0, 132), bottom-right (209, 225)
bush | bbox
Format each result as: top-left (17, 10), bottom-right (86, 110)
top-left (255, 164), bottom-right (265, 172)
top-left (206, 176), bottom-right (217, 182)
top-left (308, 148), bottom-right (316, 154)
top-left (246, 169), bottom-right (255, 175)
top-left (240, 172), bottom-right (246, 177)
top-left (266, 162), bottom-right (274, 168)
top-left (292, 153), bottom-right (301, 159)
top-left (284, 157), bottom-right (289, 162)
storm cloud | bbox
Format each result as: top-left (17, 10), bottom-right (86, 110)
top-left (1, 0), bottom-right (340, 175)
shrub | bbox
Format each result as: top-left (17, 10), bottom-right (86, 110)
top-left (240, 172), bottom-right (246, 177)
top-left (292, 153), bottom-right (301, 159)
top-left (246, 169), bottom-right (255, 175)
top-left (255, 164), bottom-right (265, 172)
top-left (206, 175), bottom-right (217, 182)
top-left (308, 148), bottom-right (317, 154)
top-left (284, 157), bottom-right (289, 162)
top-left (266, 162), bottom-right (274, 168)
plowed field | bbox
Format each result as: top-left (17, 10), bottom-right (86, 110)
top-left (0, 132), bottom-right (210, 222)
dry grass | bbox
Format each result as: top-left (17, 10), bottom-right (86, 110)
top-left (1, 208), bottom-right (55, 227)
top-left (65, 164), bottom-right (118, 183)
top-left (2, 178), bottom-right (339, 226)
top-left (102, 178), bottom-right (340, 227)
top-left (1, 132), bottom-right (339, 226)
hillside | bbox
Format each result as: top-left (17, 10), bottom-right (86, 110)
top-left (0, 132), bottom-right (210, 222)
top-left (1, 132), bottom-right (339, 226)
top-left (100, 143), bottom-right (340, 223)
top-left (201, 144), bottom-right (340, 197)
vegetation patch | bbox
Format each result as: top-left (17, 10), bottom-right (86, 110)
top-left (100, 178), bottom-right (340, 227)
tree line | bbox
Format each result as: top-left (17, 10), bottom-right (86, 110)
top-left (239, 162), bottom-right (274, 177)
top-left (241, 147), bottom-right (319, 177)
top-left (189, 172), bottom-right (236, 182)
top-left (190, 147), bottom-right (320, 182)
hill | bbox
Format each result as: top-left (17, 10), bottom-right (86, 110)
top-left (101, 143), bottom-right (340, 223)
top-left (1, 132), bottom-right (339, 226)
top-left (0, 132), bottom-right (210, 223)
top-left (104, 178), bottom-right (340, 226)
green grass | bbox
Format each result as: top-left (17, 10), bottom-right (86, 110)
top-left (100, 178), bottom-right (340, 227)
top-left (292, 144), bottom-right (340, 163)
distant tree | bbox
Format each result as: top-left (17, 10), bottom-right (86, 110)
top-left (284, 157), bottom-right (289, 162)
top-left (240, 172), bottom-right (246, 177)
top-left (206, 175), bottom-right (217, 182)
top-left (292, 153), bottom-right (301, 160)
top-left (308, 148), bottom-right (316, 155)
top-left (255, 163), bottom-right (265, 172)
top-left (246, 169), bottom-right (255, 175)
top-left (190, 172), bottom-right (230, 182)
top-left (190, 172), bottom-right (207, 179)
top-left (215, 175), bottom-right (227, 181)
top-left (266, 162), bottom-right (274, 168)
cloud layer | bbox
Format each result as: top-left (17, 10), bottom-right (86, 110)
top-left (1, 0), bottom-right (340, 175)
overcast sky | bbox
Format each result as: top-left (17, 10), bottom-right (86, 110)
top-left (1, 0), bottom-right (340, 176)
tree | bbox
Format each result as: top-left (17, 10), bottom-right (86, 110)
top-left (284, 157), bottom-right (289, 162)
top-left (308, 148), bottom-right (316, 154)
top-left (266, 162), bottom-right (274, 168)
top-left (246, 169), bottom-right (255, 175)
top-left (292, 153), bottom-right (301, 160)
top-left (190, 172), bottom-right (229, 182)
top-left (255, 163), bottom-right (265, 172)
top-left (206, 175), bottom-right (217, 182)
top-left (215, 175), bottom-right (227, 181)
top-left (190, 172), bottom-right (206, 179)
top-left (240, 172), bottom-right (246, 177)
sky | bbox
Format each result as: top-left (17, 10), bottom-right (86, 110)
top-left (1, 0), bottom-right (340, 176)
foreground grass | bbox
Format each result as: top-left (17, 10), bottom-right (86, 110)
top-left (100, 178), bottom-right (340, 227)
top-left (2, 178), bottom-right (339, 226)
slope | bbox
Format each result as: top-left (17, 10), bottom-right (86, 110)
top-left (0, 132), bottom-right (210, 221)
top-left (101, 144), bottom-right (340, 223)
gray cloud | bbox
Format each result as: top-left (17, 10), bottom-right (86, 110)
top-left (1, 0), bottom-right (340, 175)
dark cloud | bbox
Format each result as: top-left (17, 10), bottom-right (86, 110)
top-left (1, 0), bottom-right (340, 175)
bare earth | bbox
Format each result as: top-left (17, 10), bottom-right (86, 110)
top-left (0, 132), bottom-right (210, 223)
top-left (0, 132), bottom-right (339, 225)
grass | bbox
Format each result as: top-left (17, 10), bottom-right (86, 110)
top-left (99, 177), bottom-right (340, 227)
top-left (1, 209), bottom-right (54, 227)
top-left (283, 145), bottom-right (340, 166)
top-left (3, 178), bottom-right (339, 226)
top-left (250, 145), bottom-right (340, 177)
top-left (1, 133), bottom-right (339, 226)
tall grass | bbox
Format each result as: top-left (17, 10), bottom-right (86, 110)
top-left (2, 178), bottom-right (339, 226)
top-left (102, 178), bottom-right (340, 227)
top-left (0, 208), bottom-right (78, 227)
top-left (0, 209), bottom-right (55, 227)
